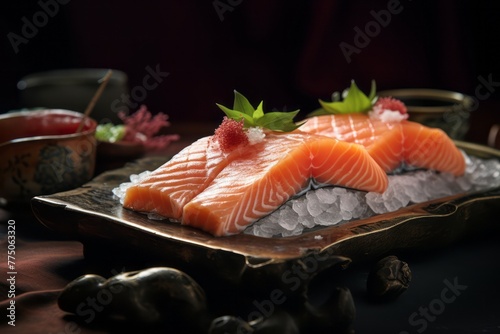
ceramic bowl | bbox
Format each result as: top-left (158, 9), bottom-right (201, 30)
top-left (378, 88), bottom-right (474, 140)
top-left (0, 109), bottom-right (97, 204)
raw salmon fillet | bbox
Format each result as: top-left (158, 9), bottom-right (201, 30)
top-left (123, 136), bottom-right (250, 219)
top-left (123, 131), bottom-right (388, 236)
top-left (182, 132), bottom-right (388, 236)
top-left (299, 114), bottom-right (465, 176)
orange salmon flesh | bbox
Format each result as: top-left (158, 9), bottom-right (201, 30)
top-left (123, 132), bottom-right (388, 236)
top-left (298, 114), bottom-right (465, 176)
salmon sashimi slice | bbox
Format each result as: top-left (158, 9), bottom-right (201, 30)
top-left (298, 114), bottom-right (466, 176)
top-left (123, 136), bottom-right (250, 219)
top-left (182, 132), bottom-right (388, 236)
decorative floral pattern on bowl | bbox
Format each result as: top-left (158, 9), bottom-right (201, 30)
top-left (0, 109), bottom-right (97, 204)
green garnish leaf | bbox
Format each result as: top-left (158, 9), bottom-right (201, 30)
top-left (233, 90), bottom-right (255, 117)
top-left (95, 123), bottom-right (126, 143)
top-left (256, 110), bottom-right (304, 132)
top-left (315, 80), bottom-right (377, 116)
top-left (368, 79), bottom-right (377, 102)
top-left (253, 100), bottom-right (265, 119)
top-left (216, 103), bottom-right (255, 127)
top-left (217, 91), bottom-right (303, 132)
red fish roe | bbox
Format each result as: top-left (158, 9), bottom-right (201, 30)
top-left (214, 117), bottom-right (249, 152)
top-left (375, 97), bottom-right (408, 115)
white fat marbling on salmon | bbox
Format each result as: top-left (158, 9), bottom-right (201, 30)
top-left (182, 132), bottom-right (387, 236)
top-left (299, 114), bottom-right (465, 176)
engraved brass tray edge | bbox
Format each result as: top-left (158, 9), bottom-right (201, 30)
top-left (30, 141), bottom-right (500, 281)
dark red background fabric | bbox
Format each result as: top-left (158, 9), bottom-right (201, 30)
top-left (1, 2), bottom-right (500, 332)
top-left (1, 0), bottom-right (499, 126)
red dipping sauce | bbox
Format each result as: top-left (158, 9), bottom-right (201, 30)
top-left (0, 110), bottom-right (96, 143)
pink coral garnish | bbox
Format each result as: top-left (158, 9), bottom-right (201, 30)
top-left (374, 97), bottom-right (408, 115)
top-left (118, 105), bottom-right (180, 150)
top-left (213, 117), bottom-right (249, 153)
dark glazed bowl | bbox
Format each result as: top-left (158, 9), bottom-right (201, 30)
top-left (378, 88), bottom-right (474, 140)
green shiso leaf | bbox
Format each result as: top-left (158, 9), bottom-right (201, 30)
top-left (253, 100), bottom-right (265, 119)
top-left (217, 91), bottom-right (303, 132)
top-left (233, 90), bottom-right (255, 117)
top-left (256, 110), bottom-right (304, 132)
top-left (216, 103), bottom-right (255, 127)
top-left (315, 80), bottom-right (377, 116)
